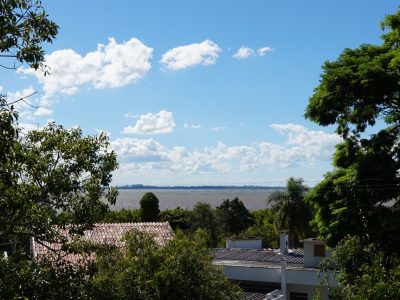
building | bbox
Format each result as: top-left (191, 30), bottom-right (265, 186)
top-left (212, 232), bottom-right (338, 300)
top-left (31, 222), bottom-right (174, 263)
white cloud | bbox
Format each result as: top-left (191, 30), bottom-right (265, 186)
top-left (160, 40), bottom-right (221, 71)
top-left (232, 46), bottom-right (255, 59)
top-left (257, 46), bottom-right (273, 56)
top-left (212, 126), bottom-right (227, 132)
top-left (122, 110), bottom-right (175, 135)
top-left (112, 124), bottom-right (341, 182)
top-left (23, 37), bottom-right (153, 105)
top-left (124, 112), bottom-right (138, 119)
top-left (6, 86), bottom-right (37, 110)
top-left (183, 123), bottom-right (202, 129)
top-left (34, 107), bottom-right (53, 117)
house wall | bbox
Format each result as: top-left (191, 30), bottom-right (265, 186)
top-left (287, 283), bottom-right (329, 300)
top-left (226, 239), bottom-right (263, 249)
top-left (216, 264), bottom-right (338, 300)
top-left (221, 265), bottom-right (281, 283)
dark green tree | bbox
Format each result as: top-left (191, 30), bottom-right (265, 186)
top-left (305, 10), bottom-right (400, 250)
top-left (159, 207), bottom-right (193, 231)
top-left (139, 192), bottom-right (160, 222)
top-left (319, 236), bottom-right (400, 300)
top-left (0, 254), bottom-right (94, 300)
top-left (93, 230), bottom-right (241, 300)
top-left (190, 202), bottom-right (219, 245)
top-left (216, 197), bottom-right (254, 236)
top-left (268, 178), bottom-right (312, 246)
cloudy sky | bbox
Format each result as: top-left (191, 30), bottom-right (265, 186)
top-left (1, 1), bottom-right (396, 186)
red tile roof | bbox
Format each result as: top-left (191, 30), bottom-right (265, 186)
top-left (31, 222), bottom-right (173, 263)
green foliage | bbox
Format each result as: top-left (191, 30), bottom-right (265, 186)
top-left (0, 255), bottom-right (94, 300)
top-left (305, 10), bottom-right (400, 250)
top-left (0, 121), bottom-right (118, 253)
top-left (102, 208), bottom-right (141, 223)
top-left (216, 197), bottom-right (254, 236)
top-left (159, 207), bottom-right (193, 231)
top-left (0, 0), bottom-right (59, 70)
top-left (92, 230), bottom-right (241, 300)
top-left (322, 236), bottom-right (400, 300)
top-left (139, 192), bottom-right (160, 222)
top-left (190, 202), bottom-right (219, 244)
top-left (268, 178), bottom-right (312, 246)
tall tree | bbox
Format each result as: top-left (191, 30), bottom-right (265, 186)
top-left (305, 10), bottom-right (400, 250)
top-left (216, 197), bottom-right (254, 236)
top-left (0, 0), bottom-right (118, 254)
top-left (268, 178), bottom-right (312, 246)
top-left (140, 192), bottom-right (160, 222)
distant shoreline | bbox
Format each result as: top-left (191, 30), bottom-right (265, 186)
top-left (117, 185), bottom-right (284, 190)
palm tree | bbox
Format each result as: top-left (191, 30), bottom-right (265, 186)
top-left (268, 177), bottom-right (312, 247)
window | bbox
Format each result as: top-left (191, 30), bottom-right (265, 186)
top-left (290, 292), bottom-right (308, 300)
top-left (313, 244), bottom-right (326, 257)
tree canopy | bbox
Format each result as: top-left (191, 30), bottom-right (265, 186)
top-left (268, 178), bottom-right (312, 246)
top-left (0, 122), bottom-right (118, 253)
top-left (92, 230), bottom-right (240, 300)
top-left (0, 0), bottom-right (58, 71)
top-left (139, 192), bottom-right (160, 222)
top-left (305, 11), bottom-right (400, 250)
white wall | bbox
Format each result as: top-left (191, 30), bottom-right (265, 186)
top-left (215, 263), bottom-right (338, 300)
top-left (226, 239), bottom-right (263, 249)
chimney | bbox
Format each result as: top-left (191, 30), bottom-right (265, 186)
top-left (280, 230), bottom-right (289, 254)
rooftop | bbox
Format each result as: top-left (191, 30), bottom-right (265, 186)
top-left (212, 248), bottom-right (304, 267)
top-left (31, 222), bottom-right (174, 263)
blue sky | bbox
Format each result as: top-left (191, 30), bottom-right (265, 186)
top-left (1, 1), bottom-right (398, 186)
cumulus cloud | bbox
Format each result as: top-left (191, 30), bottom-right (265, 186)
top-left (112, 123), bottom-right (341, 181)
top-left (257, 46), bottom-right (273, 56)
top-left (183, 123), bottom-right (202, 129)
top-left (160, 40), bottom-right (221, 71)
top-left (232, 46), bottom-right (255, 59)
top-left (122, 110), bottom-right (175, 135)
top-left (23, 37), bottom-right (153, 105)
top-left (232, 46), bottom-right (273, 59)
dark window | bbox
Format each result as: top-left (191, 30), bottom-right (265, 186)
top-left (313, 244), bottom-right (326, 257)
top-left (290, 292), bottom-right (308, 300)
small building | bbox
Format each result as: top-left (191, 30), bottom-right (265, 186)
top-left (31, 222), bottom-right (174, 263)
top-left (213, 231), bottom-right (338, 300)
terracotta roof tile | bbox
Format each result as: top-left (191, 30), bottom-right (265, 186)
top-left (31, 222), bottom-right (174, 263)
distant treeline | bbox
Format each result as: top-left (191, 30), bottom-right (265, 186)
top-left (117, 184), bottom-right (285, 190)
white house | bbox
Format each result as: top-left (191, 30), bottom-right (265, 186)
top-left (212, 231), bottom-right (338, 300)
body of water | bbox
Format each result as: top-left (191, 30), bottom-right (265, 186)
top-left (112, 189), bottom-right (276, 211)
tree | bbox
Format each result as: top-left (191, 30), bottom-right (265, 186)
top-left (92, 230), bottom-right (241, 300)
top-left (319, 236), bottom-right (400, 300)
top-left (139, 192), bottom-right (160, 222)
top-left (0, 123), bottom-right (118, 253)
top-left (190, 202), bottom-right (219, 246)
top-left (268, 178), bottom-right (312, 246)
top-left (0, 0), bottom-right (58, 71)
top-left (305, 10), bottom-right (400, 250)
top-left (0, 254), bottom-right (94, 300)
top-left (216, 197), bottom-right (254, 236)
top-left (159, 207), bottom-right (193, 231)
